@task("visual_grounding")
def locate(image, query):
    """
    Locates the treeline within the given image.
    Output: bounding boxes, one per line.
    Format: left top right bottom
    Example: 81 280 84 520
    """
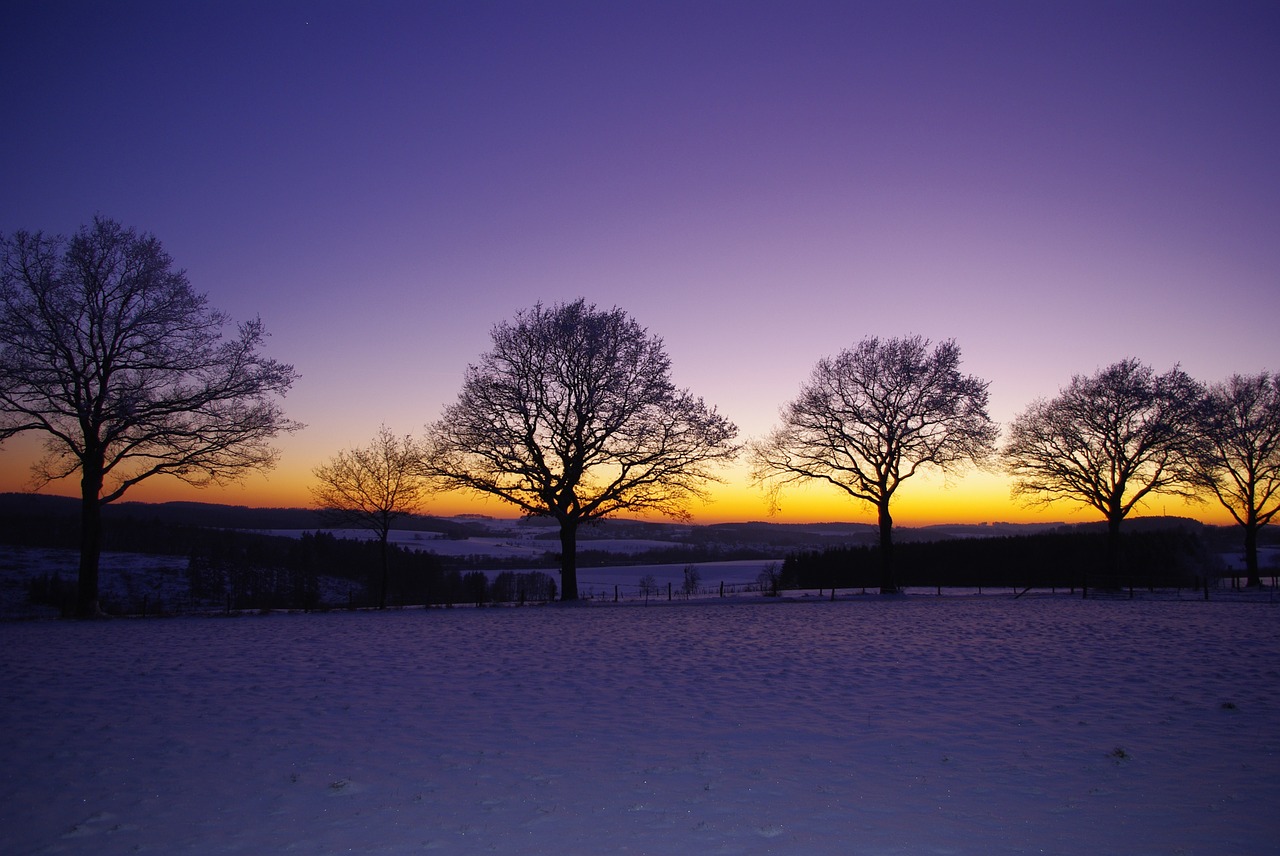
0 494 559 613
781 526 1223 592
574 543 779 568
186 531 557 611
186 530 442 610
0 492 487 547
25 530 558 615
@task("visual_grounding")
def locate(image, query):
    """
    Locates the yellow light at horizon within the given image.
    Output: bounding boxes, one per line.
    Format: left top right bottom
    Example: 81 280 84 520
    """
0 436 1235 527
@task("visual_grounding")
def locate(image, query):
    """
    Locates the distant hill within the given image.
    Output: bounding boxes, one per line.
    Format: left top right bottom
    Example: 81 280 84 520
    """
0 493 489 543
0 492 318 527
0 492 1236 555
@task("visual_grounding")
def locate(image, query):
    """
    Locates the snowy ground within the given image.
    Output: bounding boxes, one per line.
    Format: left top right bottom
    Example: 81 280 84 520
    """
2 597 1277 855
0 541 783 618
0 547 357 619
260 526 701 562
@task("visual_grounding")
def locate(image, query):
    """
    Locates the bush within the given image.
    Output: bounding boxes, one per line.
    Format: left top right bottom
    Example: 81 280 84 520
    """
783 527 1216 591
490 571 558 604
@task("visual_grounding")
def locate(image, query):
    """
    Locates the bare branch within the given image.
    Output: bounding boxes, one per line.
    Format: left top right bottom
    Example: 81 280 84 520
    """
1190 371 1280 584
422 300 739 600
747 335 996 592
0 217 301 615
1002 359 1203 526
312 425 430 532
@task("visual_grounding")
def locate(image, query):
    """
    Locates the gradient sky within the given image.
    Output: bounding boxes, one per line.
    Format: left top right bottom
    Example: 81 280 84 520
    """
2 0 1277 526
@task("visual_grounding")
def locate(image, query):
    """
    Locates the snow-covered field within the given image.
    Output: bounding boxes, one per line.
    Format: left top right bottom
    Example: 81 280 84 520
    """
264 528 562 561
260 526 707 561
2 597 1277 855
0 543 779 618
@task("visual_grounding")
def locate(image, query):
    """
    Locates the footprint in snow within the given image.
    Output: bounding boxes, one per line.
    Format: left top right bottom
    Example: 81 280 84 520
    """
327 778 369 796
63 811 121 838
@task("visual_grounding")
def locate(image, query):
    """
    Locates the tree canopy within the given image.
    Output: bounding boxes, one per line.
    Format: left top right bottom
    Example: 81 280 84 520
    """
311 425 430 608
423 299 738 600
0 217 299 616
1002 358 1202 585
1192 372 1280 586
750 335 996 593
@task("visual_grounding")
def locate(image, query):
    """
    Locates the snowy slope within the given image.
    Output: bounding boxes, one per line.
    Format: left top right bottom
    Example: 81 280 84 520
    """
2 597 1277 854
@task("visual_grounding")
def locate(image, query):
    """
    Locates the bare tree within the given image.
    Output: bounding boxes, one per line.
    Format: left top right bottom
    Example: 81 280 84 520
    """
423 300 739 600
311 425 430 608
1192 373 1280 587
750 336 997 593
1002 359 1203 588
682 564 701 597
0 218 300 617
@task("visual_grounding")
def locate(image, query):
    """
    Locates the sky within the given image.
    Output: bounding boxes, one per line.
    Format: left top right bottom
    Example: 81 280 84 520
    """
2 0 1278 526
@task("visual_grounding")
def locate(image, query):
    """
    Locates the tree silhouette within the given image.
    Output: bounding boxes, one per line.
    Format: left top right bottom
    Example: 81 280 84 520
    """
0 218 300 617
1192 372 1280 587
1002 359 1202 588
750 336 996 593
423 300 738 600
311 425 431 608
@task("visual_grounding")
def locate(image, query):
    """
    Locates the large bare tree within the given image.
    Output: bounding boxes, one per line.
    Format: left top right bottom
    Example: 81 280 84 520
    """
1002 359 1203 588
0 218 300 617
423 300 739 600
750 336 997 593
311 425 430 608
1192 373 1280 587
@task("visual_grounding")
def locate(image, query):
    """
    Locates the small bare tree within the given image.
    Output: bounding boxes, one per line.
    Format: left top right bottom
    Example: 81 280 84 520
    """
682 564 701 597
750 336 996 593
0 218 300 617
1192 372 1280 587
637 573 659 600
423 300 739 600
757 562 782 597
311 425 430 608
1002 359 1203 587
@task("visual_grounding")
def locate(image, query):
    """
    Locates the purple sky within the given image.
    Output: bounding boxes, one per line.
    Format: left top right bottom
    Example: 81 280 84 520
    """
2 1 1278 523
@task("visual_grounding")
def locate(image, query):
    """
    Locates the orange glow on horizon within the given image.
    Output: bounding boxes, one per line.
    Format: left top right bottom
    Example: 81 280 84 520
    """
0 439 1236 527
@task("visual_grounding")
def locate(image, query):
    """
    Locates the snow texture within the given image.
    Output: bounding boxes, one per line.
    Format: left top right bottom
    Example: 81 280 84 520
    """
2 598 1277 854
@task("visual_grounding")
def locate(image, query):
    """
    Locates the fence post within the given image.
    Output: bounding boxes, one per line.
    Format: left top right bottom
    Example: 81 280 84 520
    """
719 581 724 598
668 581 672 601
614 584 618 603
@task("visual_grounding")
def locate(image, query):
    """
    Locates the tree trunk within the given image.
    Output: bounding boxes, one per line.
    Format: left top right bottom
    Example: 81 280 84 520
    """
1103 514 1123 591
77 461 104 618
878 504 898 594
378 530 390 609
558 519 579 601
1244 521 1261 588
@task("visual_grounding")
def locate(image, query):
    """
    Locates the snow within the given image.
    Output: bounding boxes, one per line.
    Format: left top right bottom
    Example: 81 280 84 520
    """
575 560 774 596
2 597 1278 854
0 547 189 620
255 528 696 561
